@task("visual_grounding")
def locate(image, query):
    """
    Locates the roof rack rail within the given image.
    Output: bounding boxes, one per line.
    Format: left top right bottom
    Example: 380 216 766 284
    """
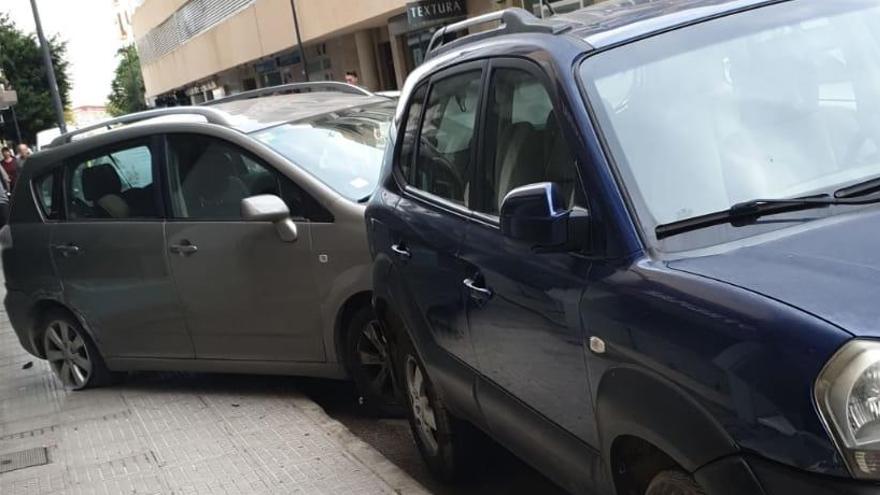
48 107 234 148
426 8 573 60
202 81 374 106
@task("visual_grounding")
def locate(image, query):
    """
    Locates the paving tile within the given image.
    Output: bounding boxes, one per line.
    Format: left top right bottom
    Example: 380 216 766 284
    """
0 284 426 494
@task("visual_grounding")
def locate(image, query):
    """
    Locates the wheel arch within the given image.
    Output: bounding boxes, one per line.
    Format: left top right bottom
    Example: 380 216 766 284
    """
29 298 97 359
333 290 374 373
597 366 738 494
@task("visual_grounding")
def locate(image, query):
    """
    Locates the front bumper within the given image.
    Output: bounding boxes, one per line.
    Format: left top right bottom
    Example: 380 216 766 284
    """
4 289 40 357
696 454 880 495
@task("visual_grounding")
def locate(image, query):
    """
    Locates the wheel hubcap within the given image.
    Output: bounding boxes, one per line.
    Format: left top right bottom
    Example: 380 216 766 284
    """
405 355 438 454
357 320 396 401
44 321 91 389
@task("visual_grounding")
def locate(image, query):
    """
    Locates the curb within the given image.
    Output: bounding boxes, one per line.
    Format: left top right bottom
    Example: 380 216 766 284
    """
292 396 431 495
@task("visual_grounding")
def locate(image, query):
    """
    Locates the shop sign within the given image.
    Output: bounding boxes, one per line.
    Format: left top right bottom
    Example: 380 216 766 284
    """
406 0 466 26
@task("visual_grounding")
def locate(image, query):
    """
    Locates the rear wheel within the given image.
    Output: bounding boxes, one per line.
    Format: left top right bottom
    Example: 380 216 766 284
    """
396 328 476 482
344 306 403 416
41 311 116 390
645 470 706 495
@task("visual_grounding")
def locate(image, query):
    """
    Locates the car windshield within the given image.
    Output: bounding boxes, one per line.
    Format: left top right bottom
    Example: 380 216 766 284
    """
581 0 880 232
251 100 395 201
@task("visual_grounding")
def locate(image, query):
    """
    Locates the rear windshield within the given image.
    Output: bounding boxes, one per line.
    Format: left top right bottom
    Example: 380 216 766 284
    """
251 100 396 201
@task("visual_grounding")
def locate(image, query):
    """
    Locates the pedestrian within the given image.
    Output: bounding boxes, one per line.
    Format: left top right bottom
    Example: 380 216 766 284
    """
15 143 31 163
0 147 16 191
345 71 360 86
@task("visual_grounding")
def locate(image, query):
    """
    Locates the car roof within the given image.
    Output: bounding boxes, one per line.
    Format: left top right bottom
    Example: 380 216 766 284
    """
561 0 782 48
206 91 392 133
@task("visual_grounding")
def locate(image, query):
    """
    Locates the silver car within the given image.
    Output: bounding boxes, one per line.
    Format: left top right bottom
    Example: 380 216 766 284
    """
1 83 399 414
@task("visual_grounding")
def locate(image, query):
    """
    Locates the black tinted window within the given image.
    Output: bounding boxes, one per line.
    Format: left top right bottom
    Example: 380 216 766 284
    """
412 71 482 206
166 134 329 221
480 68 581 214
397 85 427 182
34 171 60 220
65 142 159 220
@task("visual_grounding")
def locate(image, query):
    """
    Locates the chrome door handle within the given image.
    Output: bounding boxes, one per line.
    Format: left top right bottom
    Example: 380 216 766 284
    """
169 242 198 255
391 243 411 259
463 277 493 300
53 243 81 257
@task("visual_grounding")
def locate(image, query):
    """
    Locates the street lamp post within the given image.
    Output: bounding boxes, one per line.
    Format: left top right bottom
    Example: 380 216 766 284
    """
9 106 22 144
289 0 310 82
30 0 67 134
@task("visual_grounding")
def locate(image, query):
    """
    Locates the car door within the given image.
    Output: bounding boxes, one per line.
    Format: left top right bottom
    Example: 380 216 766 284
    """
387 63 485 372
460 60 599 447
162 133 324 362
51 136 193 358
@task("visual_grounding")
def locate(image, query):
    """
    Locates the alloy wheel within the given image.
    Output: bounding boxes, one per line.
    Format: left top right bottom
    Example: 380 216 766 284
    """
44 320 92 389
356 320 396 403
405 354 439 455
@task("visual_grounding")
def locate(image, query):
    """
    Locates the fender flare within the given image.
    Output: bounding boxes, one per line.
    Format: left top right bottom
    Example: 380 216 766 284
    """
597 365 738 474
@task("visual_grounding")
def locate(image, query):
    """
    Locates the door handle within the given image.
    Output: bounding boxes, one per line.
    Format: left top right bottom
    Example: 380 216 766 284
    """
169 241 198 255
53 243 81 257
390 243 411 260
463 277 493 302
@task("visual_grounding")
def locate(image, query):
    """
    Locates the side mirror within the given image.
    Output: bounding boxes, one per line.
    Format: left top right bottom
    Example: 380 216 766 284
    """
500 182 589 251
241 195 298 242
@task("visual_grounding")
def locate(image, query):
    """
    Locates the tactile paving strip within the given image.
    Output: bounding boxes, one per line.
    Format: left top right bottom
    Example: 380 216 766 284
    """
0 447 49 474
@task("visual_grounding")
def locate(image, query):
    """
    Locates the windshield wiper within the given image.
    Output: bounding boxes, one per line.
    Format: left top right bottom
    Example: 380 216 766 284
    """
835 176 880 199
655 195 880 240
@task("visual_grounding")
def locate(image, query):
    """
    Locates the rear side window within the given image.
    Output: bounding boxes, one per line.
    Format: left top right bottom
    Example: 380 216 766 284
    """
65 142 160 220
33 171 60 220
411 70 482 206
397 84 428 182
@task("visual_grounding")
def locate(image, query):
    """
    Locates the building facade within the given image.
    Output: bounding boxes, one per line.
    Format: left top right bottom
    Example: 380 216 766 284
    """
132 0 598 105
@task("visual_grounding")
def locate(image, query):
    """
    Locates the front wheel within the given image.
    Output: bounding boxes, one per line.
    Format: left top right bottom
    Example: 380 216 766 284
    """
645 470 706 495
41 311 116 390
344 307 403 416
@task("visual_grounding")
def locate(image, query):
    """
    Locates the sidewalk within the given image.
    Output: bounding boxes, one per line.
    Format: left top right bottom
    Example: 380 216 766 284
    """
0 294 428 494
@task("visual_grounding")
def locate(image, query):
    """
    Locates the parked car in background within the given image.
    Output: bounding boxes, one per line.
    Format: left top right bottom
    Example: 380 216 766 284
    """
368 1 880 494
2 83 401 415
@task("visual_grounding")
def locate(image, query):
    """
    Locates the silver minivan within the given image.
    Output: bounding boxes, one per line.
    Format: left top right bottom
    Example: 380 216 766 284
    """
2 84 399 414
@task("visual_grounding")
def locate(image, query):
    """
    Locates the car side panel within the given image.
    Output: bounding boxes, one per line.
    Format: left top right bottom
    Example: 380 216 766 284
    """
586 259 852 478
309 201 374 366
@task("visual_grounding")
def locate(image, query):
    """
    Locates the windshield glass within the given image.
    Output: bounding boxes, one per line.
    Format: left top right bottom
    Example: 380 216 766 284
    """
581 0 880 230
251 100 395 201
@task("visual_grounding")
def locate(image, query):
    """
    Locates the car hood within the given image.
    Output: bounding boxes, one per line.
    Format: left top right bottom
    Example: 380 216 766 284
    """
667 207 880 337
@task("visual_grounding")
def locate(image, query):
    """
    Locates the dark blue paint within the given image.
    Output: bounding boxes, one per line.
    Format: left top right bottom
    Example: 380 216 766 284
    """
367 1 876 493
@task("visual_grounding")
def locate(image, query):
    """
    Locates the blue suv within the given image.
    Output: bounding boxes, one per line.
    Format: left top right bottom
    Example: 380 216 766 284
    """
366 1 880 493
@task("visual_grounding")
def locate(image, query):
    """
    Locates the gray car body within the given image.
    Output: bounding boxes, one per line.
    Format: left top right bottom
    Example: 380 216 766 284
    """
3 91 390 379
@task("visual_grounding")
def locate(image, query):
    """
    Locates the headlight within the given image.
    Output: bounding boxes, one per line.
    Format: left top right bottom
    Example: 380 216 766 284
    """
815 340 880 479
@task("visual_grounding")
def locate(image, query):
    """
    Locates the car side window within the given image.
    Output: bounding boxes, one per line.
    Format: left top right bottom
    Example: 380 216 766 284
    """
34 170 61 220
479 67 583 215
65 141 159 220
411 70 482 206
397 84 428 183
165 134 329 221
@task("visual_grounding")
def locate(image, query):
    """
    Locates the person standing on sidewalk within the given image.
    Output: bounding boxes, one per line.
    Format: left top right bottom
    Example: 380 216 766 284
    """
15 144 31 164
0 147 16 191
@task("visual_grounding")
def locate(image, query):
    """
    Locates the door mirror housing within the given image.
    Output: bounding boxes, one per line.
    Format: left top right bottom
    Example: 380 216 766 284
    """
500 182 589 251
241 195 298 242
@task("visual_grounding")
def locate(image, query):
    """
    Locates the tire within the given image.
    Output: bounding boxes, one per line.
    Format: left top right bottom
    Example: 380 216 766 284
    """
344 306 403 417
395 328 477 482
645 470 706 495
39 310 117 390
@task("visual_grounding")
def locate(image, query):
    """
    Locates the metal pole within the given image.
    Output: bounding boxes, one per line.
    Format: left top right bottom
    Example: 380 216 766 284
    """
290 0 310 81
9 106 22 144
30 0 67 133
